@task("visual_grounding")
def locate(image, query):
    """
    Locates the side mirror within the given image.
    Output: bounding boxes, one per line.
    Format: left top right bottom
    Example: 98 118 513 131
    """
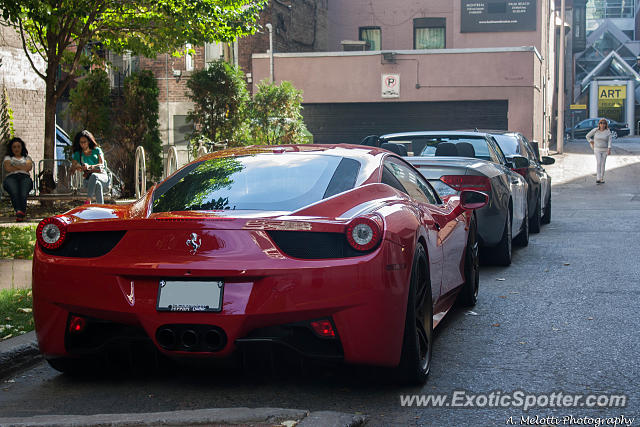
540 156 555 165
510 155 530 169
460 190 488 210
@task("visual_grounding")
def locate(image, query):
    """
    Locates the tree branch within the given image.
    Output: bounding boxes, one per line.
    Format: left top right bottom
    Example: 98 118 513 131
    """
25 24 49 64
18 20 46 81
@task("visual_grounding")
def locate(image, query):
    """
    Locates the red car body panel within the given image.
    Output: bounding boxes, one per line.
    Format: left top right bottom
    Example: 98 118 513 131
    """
32 144 474 368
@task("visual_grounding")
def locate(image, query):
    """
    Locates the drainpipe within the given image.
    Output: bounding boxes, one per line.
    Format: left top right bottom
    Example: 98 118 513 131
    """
556 0 566 154
266 23 274 83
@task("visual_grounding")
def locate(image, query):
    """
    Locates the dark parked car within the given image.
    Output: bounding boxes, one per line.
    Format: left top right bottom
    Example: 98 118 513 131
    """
363 132 529 266
565 118 630 139
490 131 555 231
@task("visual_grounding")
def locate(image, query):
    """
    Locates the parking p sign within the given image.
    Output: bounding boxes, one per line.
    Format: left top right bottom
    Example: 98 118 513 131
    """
382 74 400 98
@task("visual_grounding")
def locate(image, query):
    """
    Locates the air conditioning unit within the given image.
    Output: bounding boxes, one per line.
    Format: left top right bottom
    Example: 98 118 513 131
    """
340 40 367 51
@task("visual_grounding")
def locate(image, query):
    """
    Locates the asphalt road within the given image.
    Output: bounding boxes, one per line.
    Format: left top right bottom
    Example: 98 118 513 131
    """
1 140 638 426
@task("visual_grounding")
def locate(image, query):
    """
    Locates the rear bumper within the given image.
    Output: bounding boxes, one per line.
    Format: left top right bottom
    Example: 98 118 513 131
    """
32 240 411 367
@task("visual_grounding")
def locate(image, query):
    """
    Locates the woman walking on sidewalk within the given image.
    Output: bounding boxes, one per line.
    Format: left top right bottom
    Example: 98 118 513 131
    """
2 137 33 222
586 119 612 184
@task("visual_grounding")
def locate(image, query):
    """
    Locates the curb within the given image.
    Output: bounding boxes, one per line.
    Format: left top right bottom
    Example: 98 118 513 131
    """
0 331 41 380
0 408 367 427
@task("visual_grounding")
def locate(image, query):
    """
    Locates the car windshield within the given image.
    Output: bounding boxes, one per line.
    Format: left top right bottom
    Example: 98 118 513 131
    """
492 134 519 156
152 153 361 212
409 135 491 161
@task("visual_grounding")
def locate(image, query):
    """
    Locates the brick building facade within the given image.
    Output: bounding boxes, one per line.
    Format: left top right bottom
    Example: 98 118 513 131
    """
0 26 46 168
238 0 328 83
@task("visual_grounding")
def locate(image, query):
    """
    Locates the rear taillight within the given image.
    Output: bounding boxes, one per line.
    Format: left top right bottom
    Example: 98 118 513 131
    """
345 216 383 251
513 167 528 178
36 217 68 250
440 175 491 193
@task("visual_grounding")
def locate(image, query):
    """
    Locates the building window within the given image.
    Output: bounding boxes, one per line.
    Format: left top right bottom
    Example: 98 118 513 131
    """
359 27 381 51
173 115 193 146
586 0 635 20
414 18 446 49
185 43 193 71
205 42 223 66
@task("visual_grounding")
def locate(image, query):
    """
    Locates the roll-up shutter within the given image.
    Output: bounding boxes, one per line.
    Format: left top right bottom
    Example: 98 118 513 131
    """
303 100 508 144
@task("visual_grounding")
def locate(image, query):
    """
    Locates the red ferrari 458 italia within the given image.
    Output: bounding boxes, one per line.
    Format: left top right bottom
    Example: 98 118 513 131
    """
33 144 487 384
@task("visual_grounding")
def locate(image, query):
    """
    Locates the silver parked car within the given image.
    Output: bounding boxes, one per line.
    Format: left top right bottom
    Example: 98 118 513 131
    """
365 131 528 266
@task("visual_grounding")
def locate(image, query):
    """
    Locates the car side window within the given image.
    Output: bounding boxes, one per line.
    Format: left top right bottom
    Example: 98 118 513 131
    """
381 164 408 194
486 137 505 165
384 158 439 204
521 140 538 164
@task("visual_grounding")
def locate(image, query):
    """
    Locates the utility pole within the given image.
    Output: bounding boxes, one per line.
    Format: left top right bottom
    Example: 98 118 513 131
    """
556 0 566 154
266 23 274 83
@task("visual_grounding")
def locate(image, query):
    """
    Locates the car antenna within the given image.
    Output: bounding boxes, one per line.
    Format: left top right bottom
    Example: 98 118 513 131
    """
474 128 479 132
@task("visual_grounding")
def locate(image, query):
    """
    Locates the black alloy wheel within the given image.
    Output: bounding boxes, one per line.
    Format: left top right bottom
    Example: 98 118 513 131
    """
530 194 541 233
542 195 551 224
458 216 480 306
514 205 529 247
491 208 512 266
396 244 432 385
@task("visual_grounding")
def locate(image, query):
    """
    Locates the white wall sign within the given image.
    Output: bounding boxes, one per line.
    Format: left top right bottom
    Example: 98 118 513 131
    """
382 74 400 98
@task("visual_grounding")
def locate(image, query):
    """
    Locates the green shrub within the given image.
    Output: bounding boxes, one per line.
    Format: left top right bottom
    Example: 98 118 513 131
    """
246 80 309 145
186 60 249 146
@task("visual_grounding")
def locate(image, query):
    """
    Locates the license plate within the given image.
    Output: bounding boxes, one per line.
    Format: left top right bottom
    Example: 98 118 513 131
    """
156 280 224 312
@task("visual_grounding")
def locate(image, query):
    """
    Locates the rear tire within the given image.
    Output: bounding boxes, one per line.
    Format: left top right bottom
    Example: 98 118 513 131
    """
542 195 551 224
514 206 529 247
458 217 479 307
395 244 432 385
490 209 512 266
530 194 541 233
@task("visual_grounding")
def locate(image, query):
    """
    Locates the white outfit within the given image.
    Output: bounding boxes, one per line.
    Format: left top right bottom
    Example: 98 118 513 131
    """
585 128 612 182
3 155 32 177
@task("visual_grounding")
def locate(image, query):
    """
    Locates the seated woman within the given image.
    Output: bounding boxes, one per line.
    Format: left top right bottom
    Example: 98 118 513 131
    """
2 137 33 222
71 130 109 204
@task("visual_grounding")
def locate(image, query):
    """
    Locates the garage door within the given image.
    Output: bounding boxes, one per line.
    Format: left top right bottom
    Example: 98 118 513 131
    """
302 100 508 145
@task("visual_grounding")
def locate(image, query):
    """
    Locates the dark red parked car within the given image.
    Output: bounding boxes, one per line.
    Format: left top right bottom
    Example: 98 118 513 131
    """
33 144 486 384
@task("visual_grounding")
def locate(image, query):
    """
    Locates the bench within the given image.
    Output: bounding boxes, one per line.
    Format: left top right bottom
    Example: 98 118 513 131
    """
1 159 117 202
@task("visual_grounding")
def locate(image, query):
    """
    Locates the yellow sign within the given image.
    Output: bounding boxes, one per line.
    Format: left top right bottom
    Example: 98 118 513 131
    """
598 86 626 100
570 104 587 109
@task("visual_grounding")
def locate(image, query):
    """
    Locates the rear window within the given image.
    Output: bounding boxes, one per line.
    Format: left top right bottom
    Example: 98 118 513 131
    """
152 154 360 213
492 134 520 156
416 136 491 160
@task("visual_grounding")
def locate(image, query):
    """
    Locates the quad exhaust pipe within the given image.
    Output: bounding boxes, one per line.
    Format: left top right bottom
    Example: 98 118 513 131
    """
156 325 226 352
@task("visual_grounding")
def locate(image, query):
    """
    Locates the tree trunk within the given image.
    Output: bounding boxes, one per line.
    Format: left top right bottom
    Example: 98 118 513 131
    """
43 71 57 161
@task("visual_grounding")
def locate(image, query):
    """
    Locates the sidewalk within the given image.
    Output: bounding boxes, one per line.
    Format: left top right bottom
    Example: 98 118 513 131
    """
0 259 31 290
546 135 640 185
